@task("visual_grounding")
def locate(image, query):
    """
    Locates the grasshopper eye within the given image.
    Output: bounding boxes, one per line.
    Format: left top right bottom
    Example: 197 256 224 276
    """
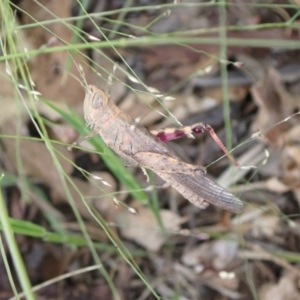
92 93 103 109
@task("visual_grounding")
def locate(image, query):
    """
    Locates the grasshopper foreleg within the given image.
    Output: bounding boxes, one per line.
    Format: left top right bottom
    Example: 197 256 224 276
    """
151 122 240 168
68 130 97 151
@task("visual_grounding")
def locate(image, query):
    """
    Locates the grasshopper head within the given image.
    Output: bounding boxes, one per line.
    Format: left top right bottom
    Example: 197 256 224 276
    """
84 85 108 129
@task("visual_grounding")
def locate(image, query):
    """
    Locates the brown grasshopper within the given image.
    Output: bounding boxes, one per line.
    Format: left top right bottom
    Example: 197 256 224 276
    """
79 84 244 213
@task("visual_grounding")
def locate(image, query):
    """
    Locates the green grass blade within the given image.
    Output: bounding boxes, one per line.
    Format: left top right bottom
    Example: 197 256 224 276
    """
0 176 35 300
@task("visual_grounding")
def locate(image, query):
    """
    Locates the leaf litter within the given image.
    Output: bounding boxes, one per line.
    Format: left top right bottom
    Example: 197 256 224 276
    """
1 1 300 299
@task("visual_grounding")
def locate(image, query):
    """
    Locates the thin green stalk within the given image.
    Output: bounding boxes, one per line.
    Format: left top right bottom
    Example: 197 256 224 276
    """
1 36 300 63
219 0 231 150
0 179 35 300
0 235 19 299
219 2 257 299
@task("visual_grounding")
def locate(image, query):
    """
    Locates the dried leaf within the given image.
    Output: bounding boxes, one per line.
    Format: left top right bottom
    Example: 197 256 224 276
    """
212 236 239 270
182 235 239 270
0 64 28 126
182 243 212 267
18 0 90 115
202 270 241 299
251 215 280 239
116 204 183 251
259 271 300 300
251 68 300 147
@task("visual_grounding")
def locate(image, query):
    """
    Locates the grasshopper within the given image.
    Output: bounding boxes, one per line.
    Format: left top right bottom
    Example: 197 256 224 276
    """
79 84 243 213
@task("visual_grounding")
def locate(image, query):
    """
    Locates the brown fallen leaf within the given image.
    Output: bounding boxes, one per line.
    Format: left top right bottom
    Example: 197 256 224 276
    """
2 119 73 180
17 0 90 115
283 124 300 146
251 68 300 148
281 146 300 207
201 270 242 299
259 271 300 300
116 202 184 251
1 118 120 222
0 63 28 126
182 235 240 270
251 215 280 239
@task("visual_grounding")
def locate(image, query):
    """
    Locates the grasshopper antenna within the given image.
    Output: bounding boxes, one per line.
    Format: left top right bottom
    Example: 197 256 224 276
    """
56 37 96 150
106 62 118 97
66 50 89 90
57 37 89 90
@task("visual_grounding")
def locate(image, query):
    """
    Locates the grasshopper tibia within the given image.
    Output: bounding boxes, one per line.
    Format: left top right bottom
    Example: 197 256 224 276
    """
192 123 240 168
152 122 240 168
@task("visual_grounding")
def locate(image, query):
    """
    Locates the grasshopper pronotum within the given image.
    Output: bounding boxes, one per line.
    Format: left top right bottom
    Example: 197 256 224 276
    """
80 85 243 213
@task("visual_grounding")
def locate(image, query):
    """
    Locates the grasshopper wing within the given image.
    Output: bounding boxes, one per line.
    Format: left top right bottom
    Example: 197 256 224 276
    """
132 151 243 213
157 171 243 213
